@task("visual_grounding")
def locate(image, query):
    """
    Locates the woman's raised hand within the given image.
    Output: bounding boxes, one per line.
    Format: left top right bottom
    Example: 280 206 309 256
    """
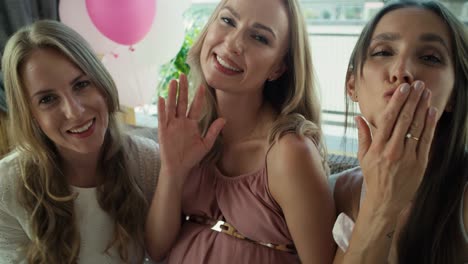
157 74 225 188
356 81 438 213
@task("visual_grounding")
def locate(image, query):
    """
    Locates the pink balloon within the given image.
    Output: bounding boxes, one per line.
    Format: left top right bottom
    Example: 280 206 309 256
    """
86 0 156 45
59 0 120 56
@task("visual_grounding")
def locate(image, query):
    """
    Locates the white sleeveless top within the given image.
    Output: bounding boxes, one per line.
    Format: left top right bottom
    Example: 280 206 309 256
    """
330 168 468 252
0 135 161 263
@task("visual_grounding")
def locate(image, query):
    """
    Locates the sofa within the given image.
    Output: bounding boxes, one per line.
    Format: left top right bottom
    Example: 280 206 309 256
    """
124 124 359 175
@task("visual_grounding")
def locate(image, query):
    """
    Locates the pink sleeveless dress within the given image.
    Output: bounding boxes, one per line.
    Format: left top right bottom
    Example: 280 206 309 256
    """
166 164 300 263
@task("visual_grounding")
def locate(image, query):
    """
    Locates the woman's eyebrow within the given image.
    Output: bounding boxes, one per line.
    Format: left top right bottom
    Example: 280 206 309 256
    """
419 33 450 53
371 32 450 53
221 6 276 39
371 32 401 42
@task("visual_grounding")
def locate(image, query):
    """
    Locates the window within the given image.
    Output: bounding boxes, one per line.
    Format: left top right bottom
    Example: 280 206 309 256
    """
145 0 467 155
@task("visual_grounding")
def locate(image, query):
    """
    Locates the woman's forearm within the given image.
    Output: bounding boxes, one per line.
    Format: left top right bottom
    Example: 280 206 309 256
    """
145 168 185 261
342 199 400 263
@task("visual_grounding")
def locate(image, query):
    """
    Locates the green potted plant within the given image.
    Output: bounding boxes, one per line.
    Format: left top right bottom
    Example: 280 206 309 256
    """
156 6 214 98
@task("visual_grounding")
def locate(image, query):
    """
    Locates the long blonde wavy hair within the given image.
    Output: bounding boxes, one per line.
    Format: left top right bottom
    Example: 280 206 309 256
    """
2 20 148 263
187 0 328 173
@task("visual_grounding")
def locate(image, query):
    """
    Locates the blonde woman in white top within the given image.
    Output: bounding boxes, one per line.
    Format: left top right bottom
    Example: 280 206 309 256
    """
0 20 160 263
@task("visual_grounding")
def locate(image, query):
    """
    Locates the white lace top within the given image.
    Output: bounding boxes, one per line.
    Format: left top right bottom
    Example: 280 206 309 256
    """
0 135 160 263
331 167 468 253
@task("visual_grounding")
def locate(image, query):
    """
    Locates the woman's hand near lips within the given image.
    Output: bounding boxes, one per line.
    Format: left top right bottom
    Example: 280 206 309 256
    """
356 80 438 214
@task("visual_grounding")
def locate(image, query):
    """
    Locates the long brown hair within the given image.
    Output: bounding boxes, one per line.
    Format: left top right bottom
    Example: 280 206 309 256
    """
2 20 148 263
187 0 328 172
345 1 468 263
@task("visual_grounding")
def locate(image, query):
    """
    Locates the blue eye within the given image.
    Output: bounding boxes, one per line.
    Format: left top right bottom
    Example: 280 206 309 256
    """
371 50 392 57
221 17 235 27
74 80 90 90
39 95 57 105
421 54 442 64
253 34 269 45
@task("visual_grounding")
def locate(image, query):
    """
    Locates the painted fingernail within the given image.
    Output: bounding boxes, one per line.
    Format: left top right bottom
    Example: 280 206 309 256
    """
414 81 424 91
429 106 437 117
423 89 430 99
400 83 410 93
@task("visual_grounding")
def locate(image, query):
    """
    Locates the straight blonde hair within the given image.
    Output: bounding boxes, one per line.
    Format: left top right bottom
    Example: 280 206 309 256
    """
2 20 148 263
187 0 329 173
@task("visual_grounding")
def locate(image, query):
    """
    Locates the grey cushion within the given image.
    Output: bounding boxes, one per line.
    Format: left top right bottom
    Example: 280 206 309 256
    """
124 125 359 175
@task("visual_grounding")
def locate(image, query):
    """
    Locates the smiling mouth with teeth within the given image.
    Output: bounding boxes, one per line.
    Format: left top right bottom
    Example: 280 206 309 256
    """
68 119 94 134
216 55 243 72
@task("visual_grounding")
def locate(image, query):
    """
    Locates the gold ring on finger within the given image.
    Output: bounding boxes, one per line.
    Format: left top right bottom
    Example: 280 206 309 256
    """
405 133 419 141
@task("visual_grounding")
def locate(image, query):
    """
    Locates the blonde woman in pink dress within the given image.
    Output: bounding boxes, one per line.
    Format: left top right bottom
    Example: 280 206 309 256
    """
145 0 336 263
